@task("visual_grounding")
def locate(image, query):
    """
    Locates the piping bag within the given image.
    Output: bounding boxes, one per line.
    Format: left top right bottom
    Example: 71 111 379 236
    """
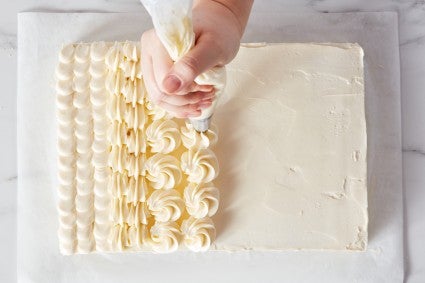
141 0 226 132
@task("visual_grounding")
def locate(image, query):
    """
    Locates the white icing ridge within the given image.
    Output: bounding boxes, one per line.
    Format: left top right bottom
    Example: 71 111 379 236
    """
56 43 77 255
90 42 111 252
73 44 96 254
57 41 219 254
105 41 147 252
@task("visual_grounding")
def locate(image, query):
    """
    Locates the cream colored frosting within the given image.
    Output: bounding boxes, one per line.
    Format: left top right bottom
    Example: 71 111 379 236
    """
184 182 219 219
211 43 367 251
181 149 219 184
56 44 77 255
145 154 182 190
146 120 181 154
74 44 96 254
181 121 218 149
147 189 185 222
149 221 181 253
57 41 219 254
56 41 366 254
181 216 216 252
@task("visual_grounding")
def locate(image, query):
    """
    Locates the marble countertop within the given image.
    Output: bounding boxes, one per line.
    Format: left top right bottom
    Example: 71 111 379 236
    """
1 0 424 282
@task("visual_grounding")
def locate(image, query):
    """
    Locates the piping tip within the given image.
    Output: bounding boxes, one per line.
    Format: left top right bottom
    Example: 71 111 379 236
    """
189 116 212 132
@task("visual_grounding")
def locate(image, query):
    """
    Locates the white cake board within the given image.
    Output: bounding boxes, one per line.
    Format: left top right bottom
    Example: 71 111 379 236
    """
17 12 403 283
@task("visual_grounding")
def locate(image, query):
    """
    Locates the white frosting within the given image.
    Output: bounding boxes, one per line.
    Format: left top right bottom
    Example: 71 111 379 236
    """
109 223 129 251
145 154 182 190
59 41 215 254
181 216 215 252
184 182 219 219
100 41 218 253
128 223 149 249
74 44 98 254
212 43 367 251
147 189 184 222
181 122 218 149
146 120 181 154
54 40 367 254
149 221 181 253
127 175 149 204
56 44 77 255
181 149 219 184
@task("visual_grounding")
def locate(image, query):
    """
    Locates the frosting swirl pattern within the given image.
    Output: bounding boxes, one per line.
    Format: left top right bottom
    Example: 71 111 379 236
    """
145 154 182 190
181 148 219 184
147 189 185 222
181 122 218 149
150 221 181 253
181 216 216 252
184 182 219 218
147 120 181 154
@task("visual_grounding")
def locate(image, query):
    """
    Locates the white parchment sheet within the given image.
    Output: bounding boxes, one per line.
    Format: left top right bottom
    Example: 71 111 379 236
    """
17 12 402 283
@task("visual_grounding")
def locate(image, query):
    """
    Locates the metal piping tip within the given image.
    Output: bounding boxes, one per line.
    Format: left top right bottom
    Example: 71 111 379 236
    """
189 116 212 132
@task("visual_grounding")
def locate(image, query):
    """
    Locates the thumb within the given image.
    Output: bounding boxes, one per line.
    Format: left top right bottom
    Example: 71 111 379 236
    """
162 39 222 93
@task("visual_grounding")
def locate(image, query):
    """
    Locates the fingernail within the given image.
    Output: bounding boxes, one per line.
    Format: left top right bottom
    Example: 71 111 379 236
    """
163 75 182 93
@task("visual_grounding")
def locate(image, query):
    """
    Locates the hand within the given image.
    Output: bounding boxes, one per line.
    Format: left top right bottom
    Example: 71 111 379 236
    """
141 0 253 118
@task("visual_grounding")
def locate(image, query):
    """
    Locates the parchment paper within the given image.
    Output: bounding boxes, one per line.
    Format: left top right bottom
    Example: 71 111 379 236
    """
17 12 403 283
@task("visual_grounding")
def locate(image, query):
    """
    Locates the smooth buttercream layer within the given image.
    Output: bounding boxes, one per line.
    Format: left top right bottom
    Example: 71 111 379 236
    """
212 43 367 251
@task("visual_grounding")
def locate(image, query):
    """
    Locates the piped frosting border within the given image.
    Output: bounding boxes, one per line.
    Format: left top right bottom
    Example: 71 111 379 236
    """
55 41 220 254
